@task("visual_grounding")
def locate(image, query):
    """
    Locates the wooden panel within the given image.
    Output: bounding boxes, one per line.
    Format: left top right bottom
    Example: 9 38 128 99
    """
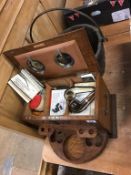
0 0 24 53
0 85 24 121
3 0 39 51
0 115 39 137
0 0 40 135
23 39 30 46
40 0 66 32
104 32 130 47
40 162 48 175
65 0 82 8
103 32 131 125
0 126 43 175
95 76 111 132
101 20 130 37
26 3 58 43
0 0 39 100
12 168 37 175
0 68 25 122
0 56 13 100
0 0 7 12
42 31 131 175
40 163 58 175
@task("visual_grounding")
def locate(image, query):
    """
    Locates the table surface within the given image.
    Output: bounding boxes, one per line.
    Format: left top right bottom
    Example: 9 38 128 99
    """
43 21 131 175
0 126 44 175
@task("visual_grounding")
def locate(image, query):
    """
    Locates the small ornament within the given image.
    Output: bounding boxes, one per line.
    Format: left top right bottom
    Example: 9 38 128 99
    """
118 0 124 7
74 13 80 18
68 15 75 21
110 0 116 7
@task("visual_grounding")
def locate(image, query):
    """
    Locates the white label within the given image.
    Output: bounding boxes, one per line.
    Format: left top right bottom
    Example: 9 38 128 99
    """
50 89 67 116
112 8 130 22
11 75 39 99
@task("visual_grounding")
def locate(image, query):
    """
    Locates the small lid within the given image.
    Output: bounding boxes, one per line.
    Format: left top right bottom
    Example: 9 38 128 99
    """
3 28 98 79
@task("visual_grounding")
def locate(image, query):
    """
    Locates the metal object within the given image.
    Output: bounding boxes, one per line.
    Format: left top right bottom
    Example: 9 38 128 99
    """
68 90 95 113
79 73 96 82
65 87 95 100
27 57 45 76
83 0 106 6
55 50 74 68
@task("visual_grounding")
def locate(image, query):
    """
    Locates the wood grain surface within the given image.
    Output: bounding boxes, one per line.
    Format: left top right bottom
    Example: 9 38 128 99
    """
0 0 40 133
40 0 66 33
0 0 7 13
65 0 83 8
0 0 24 53
26 3 57 43
0 0 39 100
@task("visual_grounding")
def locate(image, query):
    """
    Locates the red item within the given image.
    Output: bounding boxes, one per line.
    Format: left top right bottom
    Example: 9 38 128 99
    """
68 15 75 21
29 94 42 109
118 0 124 7
110 1 116 7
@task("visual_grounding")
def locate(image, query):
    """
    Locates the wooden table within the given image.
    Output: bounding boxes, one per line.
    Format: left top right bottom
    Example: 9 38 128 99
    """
43 25 131 175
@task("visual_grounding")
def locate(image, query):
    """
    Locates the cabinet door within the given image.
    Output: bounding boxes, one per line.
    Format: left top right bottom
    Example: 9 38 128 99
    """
4 28 99 79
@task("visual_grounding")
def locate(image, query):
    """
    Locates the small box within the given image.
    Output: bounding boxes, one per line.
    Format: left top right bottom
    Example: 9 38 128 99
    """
4 28 114 134
4 28 116 163
64 0 131 26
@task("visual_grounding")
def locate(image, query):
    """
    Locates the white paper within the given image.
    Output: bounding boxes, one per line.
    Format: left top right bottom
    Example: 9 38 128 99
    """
11 74 39 99
112 8 130 22
8 69 43 103
21 69 43 91
50 89 67 116
8 80 30 103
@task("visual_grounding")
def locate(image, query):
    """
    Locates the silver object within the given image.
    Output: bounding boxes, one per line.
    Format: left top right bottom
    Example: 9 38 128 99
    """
83 0 106 6
55 49 74 68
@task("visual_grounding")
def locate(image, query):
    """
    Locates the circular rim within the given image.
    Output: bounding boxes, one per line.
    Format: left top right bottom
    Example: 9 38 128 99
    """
29 7 104 43
55 53 75 68
27 58 45 73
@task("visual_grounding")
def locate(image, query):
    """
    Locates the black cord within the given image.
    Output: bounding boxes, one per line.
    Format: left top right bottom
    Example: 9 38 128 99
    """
29 7 105 43
63 24 103 58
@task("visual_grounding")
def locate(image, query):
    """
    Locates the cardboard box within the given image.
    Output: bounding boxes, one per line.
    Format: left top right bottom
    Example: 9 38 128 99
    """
64 0 131 26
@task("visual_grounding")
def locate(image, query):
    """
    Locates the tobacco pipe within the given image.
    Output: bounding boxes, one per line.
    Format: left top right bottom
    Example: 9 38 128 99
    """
69 90 95 113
